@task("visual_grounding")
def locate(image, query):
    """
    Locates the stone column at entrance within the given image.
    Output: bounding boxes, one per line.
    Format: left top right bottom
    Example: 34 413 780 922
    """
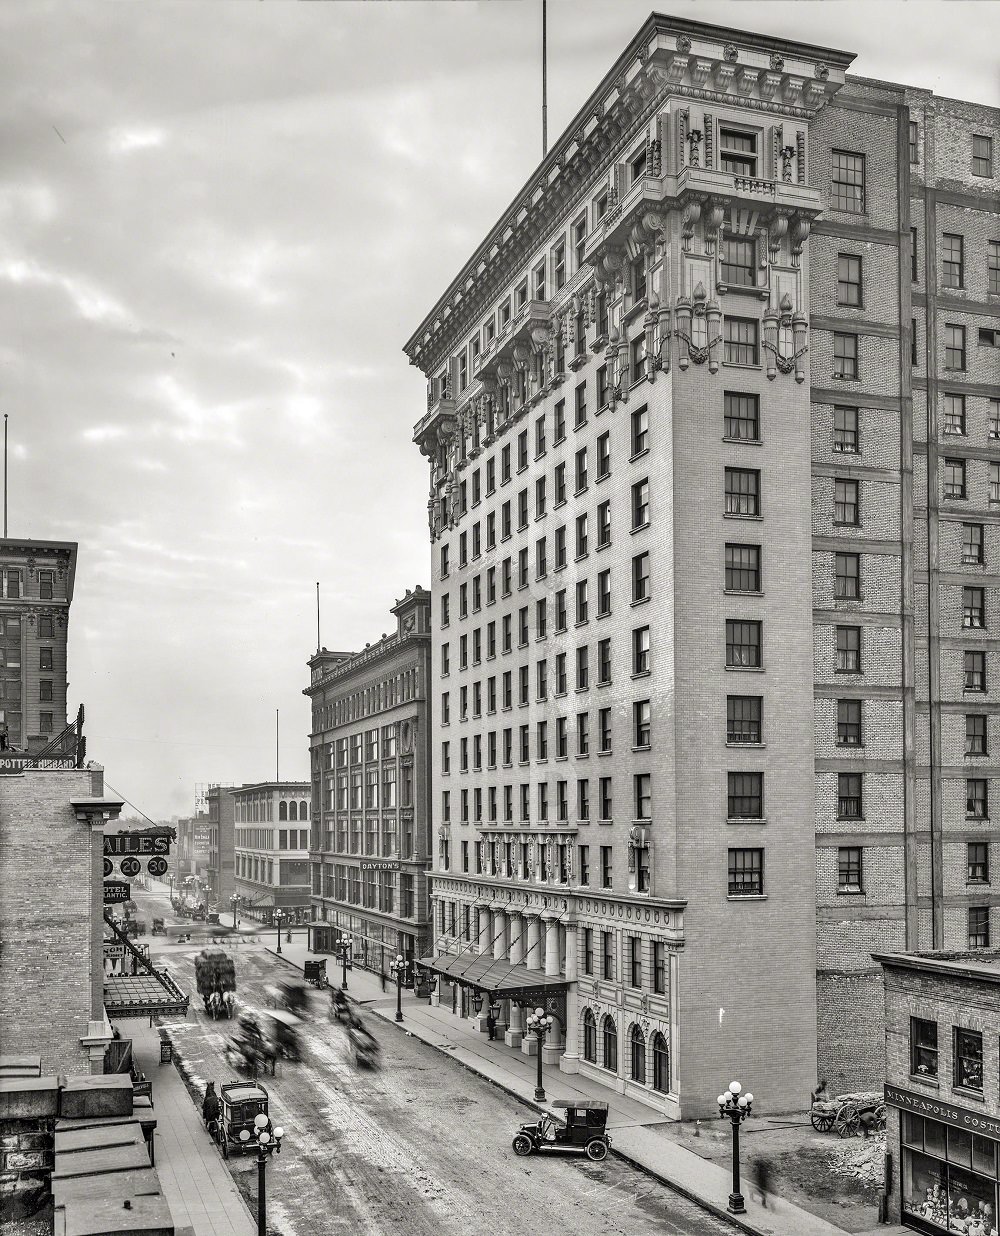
492 910 506 960
543 913 561 977
559 921 580 1074
524 915 541 972
505 1000 524 1049
477 906 490 954
507 913 523 966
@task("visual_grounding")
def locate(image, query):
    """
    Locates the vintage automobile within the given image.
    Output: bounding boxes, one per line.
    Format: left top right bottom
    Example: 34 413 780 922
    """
303 959 327 989
212 1081 271 1159
512 1100 611 1161
151 918 166 936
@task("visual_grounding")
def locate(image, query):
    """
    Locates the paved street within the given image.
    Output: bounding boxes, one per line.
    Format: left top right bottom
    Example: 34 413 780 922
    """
133 886 732 1236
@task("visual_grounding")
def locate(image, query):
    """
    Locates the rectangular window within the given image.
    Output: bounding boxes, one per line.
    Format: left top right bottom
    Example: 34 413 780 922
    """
962 523 984 564
972 134 994 178
601 930 613 979
723 392 759 441
634 773 651 821
575 579 588 624
632 626 650 675
632 551 650 603
727 695 761 745
911 226 918 281
725 619 762 669
837 699 863 746
910 1017 938 1078
629 937 642 988
552 239 566 290
942 233 964 289
38 571 54 600
725 543 760 593
554 400 566 442
596 431 610 480
578 779 590 821
991 461 1000 502
724 316 758 366
653 943 666 995
954 1027 984 1090
574 383 587 428
599 777 612 821
838 772 863 819
727 772 762 820
989 241 1000 296
573 213 588 269
943 457 966 499
720 127 757 176
964 587 986 628
721 237 755 287
964 650 986 692
597 364 609 409
575 513 588 558
945 324 966 370
630 405 648 457
966 713 988 755
579 846 590 888
597 637 611 685
968 841 989 882
969 908 991 949
532 261 545 302
838 846 863 893
831 149 865 213
967 780 988 820
943 392 966 435
631 478 650 529
597 568 611 617
597 499 611 548
630 335 647 384
728 848 763 896
835 552 860 599
837 253 863 306
575 447 588 493
39 648 53 671
834 478 859 525
725 468 759 517
554 463 567 506
908 120 918 164
600 846 613 889
833 332 858 379
633 700 651 748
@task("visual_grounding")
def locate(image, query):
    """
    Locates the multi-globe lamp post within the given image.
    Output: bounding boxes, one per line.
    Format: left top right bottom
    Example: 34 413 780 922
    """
273 908 286 956
389 954 409 1022
230 893 242 930
525 1007 554 1102
238 1113 283 1236
717 1080 754 1215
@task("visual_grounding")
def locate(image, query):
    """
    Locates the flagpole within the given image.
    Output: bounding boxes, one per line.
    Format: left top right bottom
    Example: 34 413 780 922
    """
316 582 321 652
542 0 548 157
3 414 7 537
275 709 279 783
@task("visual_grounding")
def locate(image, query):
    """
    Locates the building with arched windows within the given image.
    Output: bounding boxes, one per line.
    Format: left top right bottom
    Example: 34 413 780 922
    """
231 781 312 925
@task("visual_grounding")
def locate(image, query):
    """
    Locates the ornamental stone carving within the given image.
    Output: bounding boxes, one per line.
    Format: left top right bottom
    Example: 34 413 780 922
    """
770 53 785 72
815 62 830 80
690 59 713 87
675 33 691 52
723 43 739 63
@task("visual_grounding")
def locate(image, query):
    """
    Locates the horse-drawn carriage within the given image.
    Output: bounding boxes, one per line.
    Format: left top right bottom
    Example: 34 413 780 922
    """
810 1084 886 1137
266 978 309 1018
195 949 237 1019
303 960 327 989
225 1015 277 1078
260 1011 304 1062
346 1016 380 1070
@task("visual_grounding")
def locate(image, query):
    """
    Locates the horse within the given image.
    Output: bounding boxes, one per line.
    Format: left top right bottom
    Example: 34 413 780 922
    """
205 990 223 1020
220 990 237 1019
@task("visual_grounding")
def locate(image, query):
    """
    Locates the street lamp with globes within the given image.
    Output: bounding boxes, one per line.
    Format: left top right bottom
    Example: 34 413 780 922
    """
238 1113 284 1236
525 1006 554 1101
389 954 410 1022
273 909 286 956
230 893 242 930
717 1080 754 1214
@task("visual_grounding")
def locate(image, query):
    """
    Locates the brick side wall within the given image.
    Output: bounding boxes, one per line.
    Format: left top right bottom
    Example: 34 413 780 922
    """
816 971 886 1094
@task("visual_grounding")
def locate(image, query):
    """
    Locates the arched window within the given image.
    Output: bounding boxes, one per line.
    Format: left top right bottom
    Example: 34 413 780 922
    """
652 1032 670 1094
289 800 298 821
299 801 308 819
630 1024 646 1085
582 1009 597 1063
278 800 288 821
602 1016 618 1072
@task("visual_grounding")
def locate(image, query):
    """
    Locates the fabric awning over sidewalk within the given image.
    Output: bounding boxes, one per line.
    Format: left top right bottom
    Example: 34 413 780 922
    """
104 970 189 1019
418 951 567 1001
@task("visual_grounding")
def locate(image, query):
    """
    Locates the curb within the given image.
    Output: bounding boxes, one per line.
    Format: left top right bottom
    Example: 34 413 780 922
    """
260 948 776 1236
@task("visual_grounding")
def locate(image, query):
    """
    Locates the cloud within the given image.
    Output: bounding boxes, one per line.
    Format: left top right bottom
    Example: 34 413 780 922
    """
81 425 129 443
108 126 167 155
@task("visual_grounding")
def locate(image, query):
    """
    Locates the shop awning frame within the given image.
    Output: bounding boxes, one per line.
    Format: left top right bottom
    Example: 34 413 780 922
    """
418 951 568 1001
102 911 190 1019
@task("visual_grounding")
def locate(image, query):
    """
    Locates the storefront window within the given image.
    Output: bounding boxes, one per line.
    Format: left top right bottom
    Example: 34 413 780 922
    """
900 1115 998 1235
955 1028 985 1092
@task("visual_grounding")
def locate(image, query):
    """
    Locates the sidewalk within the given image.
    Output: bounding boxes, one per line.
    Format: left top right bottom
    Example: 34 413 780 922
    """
127 1020 255 1236
261 932 904 1236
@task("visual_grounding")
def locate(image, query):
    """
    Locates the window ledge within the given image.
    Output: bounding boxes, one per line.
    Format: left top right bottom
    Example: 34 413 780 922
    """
836 887 865 896
723 513 764 521
724 589 764 597
722 437 763 446
726 741 766 749
631 522 651 536
727 894 768 902
595 471 611 486
907 1073 940 1090
725 665 765 673
631 670 652 681
953 1085 986 1103
728 818 767 826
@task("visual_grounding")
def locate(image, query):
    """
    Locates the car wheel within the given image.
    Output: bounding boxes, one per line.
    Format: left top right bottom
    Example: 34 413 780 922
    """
221 1139 229 1160
585 1139 608 1162
512 1134 533 1157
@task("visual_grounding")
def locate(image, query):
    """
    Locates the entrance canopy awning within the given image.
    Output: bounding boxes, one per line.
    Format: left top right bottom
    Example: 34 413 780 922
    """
418 951 568 1001
104 970 189 1019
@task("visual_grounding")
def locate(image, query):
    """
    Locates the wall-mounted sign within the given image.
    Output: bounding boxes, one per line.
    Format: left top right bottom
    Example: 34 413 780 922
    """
359 860 400 872
103 944 126 960
103 858 113 877
148 856 168 877
120 857 141 878
103 880 130 904
104 834 171 857
884 1084 1000 1140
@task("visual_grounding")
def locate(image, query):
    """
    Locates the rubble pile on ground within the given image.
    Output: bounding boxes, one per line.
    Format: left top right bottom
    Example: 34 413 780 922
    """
829 1130 886 1184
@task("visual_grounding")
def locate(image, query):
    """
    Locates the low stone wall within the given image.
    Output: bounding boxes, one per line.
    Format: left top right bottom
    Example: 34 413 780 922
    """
0 1076 60 1220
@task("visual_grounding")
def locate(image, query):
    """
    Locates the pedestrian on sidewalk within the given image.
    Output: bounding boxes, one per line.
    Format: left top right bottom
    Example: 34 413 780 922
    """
486 1011 497 1041
380 970 386 992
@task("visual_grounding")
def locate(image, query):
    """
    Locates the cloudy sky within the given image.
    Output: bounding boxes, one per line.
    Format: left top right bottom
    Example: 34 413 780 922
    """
3 0 997 818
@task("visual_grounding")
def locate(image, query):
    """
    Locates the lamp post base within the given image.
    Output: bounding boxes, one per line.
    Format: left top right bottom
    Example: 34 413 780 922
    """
534 1087 546 1102
727 1193 746 1215
395 1011 403 1022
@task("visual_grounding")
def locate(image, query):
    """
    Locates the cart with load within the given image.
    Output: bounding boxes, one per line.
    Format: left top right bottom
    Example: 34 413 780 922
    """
512 1100 611 1161
810 1083 886 1137
211 1081 271 1159
195 949 237 1019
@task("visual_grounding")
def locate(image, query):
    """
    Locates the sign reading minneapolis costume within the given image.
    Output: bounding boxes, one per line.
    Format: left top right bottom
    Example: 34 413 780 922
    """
885 1083 1000 1140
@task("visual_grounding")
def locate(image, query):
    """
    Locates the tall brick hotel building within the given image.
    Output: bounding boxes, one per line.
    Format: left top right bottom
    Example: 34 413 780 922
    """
405 13 1000 1117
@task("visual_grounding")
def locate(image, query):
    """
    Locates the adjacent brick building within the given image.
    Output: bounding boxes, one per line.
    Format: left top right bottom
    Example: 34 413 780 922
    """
304 588 434 970
231 781 312 925
876 949 1000 1233
0 538 76 752
203 782 237 909
404 12 1000 1116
